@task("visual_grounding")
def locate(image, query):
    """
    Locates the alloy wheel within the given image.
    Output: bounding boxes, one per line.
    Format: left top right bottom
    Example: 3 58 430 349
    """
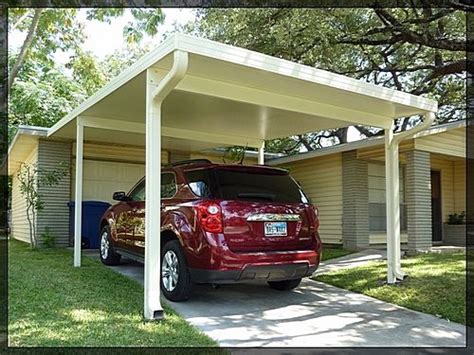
100 231 109 259
162 250 179 292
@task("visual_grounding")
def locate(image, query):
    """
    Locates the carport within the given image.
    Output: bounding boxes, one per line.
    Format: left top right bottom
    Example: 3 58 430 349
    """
47 34 437 320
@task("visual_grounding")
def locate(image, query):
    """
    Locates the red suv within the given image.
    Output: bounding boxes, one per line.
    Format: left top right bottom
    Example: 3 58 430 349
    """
99 159 322 301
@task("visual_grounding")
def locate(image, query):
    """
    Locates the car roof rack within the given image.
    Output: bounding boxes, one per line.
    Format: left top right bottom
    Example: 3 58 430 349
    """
169 159 213 167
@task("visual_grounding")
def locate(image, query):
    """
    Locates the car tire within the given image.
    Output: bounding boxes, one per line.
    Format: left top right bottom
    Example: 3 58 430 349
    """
161 240 193 302
99 225 121 266
267 278 302 291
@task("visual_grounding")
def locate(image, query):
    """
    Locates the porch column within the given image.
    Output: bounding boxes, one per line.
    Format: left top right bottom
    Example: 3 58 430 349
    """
342 150 369 250
144 69 164 320
73 118 84 267
406 150 432 253
258 141 265 165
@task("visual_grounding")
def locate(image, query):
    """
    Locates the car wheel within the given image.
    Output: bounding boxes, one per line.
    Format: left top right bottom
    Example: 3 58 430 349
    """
267 278 302 291
99 225 121 266
161 240 193 302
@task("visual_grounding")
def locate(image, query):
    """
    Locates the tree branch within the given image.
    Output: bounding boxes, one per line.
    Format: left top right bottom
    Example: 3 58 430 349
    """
8 8 43 93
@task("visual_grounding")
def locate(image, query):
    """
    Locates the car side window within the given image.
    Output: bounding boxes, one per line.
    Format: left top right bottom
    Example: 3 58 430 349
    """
161 173 177 199
128 174 177 201
185 169 212 197
129 180 146 201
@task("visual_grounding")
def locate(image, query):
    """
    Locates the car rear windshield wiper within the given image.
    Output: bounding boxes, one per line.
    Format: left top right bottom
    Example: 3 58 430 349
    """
237 192 276 201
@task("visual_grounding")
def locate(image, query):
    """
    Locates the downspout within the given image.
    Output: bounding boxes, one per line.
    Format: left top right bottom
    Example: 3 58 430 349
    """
385 112 435 283
143 49 188 320
152 50 189 101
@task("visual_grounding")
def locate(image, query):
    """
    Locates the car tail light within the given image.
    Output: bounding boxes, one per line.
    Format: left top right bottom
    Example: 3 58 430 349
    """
196 201 223 233
311 205 320 231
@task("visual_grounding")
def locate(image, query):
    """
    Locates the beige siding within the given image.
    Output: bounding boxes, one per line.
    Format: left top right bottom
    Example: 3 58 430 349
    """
277 154 343 244
36 140 72 247
431 155 455 222
454 160 466 213
415 128 465 158
11 144 38 243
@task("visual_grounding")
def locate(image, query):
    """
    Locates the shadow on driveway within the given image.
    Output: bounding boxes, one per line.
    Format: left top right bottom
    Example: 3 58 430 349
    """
83 250 465 347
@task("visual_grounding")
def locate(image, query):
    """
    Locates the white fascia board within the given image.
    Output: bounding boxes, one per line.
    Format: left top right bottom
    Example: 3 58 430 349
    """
8 125 47 156
412 119 466 138
47 33 438 140
269 119 465 165
47 37 177 137
268 137 385 165
175 34 438 115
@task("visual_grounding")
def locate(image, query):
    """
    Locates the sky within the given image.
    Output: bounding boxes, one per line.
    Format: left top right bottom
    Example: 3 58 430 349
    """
9 8 197 63
9 8 361 144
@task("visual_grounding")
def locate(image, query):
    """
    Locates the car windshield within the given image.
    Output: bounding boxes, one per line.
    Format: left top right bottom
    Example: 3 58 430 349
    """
185 168 309 204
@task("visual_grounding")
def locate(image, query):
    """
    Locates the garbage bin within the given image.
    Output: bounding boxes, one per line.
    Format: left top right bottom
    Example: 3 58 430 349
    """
68 201 111 249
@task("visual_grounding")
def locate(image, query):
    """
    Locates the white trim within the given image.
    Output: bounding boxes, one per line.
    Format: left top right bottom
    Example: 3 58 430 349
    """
73 119 84 267
258 141 265 165
176 34 437 113
47 37 176 137
46 33 437 140
268 119 466 165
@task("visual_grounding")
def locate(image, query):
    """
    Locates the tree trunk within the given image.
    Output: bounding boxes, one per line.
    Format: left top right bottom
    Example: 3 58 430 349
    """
25 204 34 249
8 9 43 93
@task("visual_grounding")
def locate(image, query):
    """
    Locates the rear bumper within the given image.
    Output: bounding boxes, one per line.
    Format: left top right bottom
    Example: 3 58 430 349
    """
189 262 318 284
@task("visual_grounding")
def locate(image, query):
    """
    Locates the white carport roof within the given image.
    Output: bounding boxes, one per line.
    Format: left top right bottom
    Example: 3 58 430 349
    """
47 33 436 149
33 33 438 320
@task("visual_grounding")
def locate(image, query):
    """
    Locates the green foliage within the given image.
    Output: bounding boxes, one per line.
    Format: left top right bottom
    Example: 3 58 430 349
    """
448 211 466 225
40 227 56 248
16 162 68 248
9 57 86 128
315 252 466 324
186 8 466 152
8 8 165 131
8 240 219 347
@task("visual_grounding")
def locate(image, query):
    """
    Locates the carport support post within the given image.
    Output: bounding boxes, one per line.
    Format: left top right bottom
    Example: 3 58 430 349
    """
73 118 84 267
144 71 164 320
258 141 265 165
144 51 188 320
384 122 402 284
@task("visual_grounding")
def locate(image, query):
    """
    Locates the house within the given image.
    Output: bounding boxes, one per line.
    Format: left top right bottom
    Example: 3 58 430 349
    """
8 125 269 246
268 120 466 252
8 120 465 253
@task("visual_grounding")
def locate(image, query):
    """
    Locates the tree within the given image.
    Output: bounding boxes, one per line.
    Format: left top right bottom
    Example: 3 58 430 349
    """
185 7 467 153
16 162 67 249
8 8 166 139
8 8 165 96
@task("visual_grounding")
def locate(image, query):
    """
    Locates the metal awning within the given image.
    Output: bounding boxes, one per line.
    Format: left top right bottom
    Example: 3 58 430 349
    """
46 33 437 319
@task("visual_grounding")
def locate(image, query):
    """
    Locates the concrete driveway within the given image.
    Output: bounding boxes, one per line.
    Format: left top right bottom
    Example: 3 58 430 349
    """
84 251 466 347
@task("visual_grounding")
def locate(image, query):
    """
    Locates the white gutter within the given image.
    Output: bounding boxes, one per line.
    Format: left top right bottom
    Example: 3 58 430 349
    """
144 49 189 320
385 112 435 283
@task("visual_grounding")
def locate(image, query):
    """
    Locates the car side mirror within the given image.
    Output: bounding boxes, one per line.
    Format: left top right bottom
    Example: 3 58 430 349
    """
113 191 131 202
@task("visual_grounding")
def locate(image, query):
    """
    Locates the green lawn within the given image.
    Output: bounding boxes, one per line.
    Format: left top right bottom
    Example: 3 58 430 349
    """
314 252 466 324
321 247 353 261
8 240 219 347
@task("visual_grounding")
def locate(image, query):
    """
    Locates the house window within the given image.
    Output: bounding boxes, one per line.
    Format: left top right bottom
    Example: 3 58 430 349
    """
368 162 407 232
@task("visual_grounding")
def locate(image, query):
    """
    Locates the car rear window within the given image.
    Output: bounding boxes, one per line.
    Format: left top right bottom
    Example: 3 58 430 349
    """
185 167 309 204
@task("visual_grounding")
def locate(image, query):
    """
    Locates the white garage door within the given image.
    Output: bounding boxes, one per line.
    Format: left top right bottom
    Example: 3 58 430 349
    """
71 159 146 204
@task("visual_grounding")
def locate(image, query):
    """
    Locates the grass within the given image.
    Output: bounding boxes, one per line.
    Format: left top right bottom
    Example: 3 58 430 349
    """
8 240 219 347
314 252 466 324
321 247 353 261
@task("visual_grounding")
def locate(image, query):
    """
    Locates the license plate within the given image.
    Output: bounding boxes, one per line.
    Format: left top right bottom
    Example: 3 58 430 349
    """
264 222 287 237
